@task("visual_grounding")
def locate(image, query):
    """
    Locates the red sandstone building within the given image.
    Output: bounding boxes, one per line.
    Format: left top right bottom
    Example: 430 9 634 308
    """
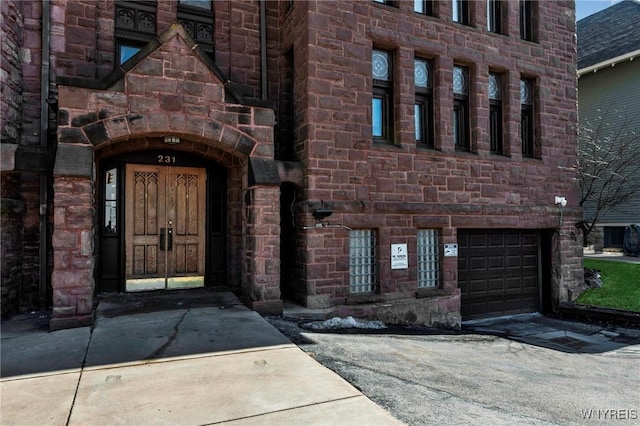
1 0 583 329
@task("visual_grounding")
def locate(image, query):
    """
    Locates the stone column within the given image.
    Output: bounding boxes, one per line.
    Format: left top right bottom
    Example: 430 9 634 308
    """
0 172 24 316
50 144 95 330
551 216 585 308
243 185 282 315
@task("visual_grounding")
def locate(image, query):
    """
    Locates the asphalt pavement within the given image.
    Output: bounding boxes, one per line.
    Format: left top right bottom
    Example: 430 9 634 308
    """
266 313 640 425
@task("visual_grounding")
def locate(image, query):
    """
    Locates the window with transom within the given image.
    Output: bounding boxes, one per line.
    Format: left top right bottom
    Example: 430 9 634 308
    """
520 78 535 157
115 1 157 65
415 58 434 148
453 65 470 151
489 72 504 155
178 0 215 57
372 49 394 144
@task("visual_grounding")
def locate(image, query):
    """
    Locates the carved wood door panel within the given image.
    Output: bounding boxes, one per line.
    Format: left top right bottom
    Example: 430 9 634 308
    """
125 164 206 291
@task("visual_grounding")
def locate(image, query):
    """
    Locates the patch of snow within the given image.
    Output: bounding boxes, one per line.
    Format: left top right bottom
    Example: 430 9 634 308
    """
302 316 387 330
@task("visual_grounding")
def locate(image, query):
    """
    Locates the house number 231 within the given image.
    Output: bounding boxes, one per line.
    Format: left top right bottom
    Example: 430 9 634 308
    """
157 155 176 163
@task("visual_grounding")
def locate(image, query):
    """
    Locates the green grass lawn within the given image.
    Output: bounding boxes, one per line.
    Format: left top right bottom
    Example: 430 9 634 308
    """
576 259 640 312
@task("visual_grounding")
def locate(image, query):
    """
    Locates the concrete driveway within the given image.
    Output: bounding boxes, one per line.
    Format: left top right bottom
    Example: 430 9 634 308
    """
266 315 640 425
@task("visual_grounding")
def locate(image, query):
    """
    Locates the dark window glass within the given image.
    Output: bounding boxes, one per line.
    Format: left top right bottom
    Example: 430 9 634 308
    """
414 0 433 15
453 0 469 25
373 0 397 6
520 0 535 41
520 79 535 157
372 49 394 143
179 0 212 10
489 72 503 154
487 0 503 34
104 168 118 234
453 66 469 150
115 1 157 65
415 59 434 147
118 44 142 64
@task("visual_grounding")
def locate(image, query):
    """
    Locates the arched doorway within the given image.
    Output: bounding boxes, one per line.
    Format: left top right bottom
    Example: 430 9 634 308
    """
96 148 227 293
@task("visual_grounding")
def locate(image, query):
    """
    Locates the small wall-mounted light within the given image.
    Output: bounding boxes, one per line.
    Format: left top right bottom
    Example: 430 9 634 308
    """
313 209 333 220
164 136 181 144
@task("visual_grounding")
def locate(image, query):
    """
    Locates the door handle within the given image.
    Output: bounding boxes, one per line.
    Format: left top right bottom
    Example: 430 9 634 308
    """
167 227 173 251
160 228 166 251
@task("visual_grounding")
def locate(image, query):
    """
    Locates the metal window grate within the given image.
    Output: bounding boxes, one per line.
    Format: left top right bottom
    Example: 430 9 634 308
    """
349 230 376 293
417 229 439 288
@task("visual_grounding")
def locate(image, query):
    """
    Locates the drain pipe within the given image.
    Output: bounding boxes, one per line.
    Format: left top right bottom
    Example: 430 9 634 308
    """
39 0 51 308
259 0 267 101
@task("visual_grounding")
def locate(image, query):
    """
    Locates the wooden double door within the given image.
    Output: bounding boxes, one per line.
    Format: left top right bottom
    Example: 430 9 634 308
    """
125 164 206 291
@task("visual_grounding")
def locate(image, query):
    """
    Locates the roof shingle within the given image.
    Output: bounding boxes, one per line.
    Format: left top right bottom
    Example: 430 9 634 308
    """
577 0 640 70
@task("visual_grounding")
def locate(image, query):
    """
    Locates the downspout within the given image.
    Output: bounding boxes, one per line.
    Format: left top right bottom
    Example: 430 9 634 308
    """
39 0 51 308
259 0 267 101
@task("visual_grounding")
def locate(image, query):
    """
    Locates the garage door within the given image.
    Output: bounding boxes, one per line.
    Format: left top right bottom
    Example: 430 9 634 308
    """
458 230 539 320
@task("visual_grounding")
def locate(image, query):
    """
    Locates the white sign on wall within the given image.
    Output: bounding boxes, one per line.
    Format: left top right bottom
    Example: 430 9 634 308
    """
391 243 408 269
444 244 458 257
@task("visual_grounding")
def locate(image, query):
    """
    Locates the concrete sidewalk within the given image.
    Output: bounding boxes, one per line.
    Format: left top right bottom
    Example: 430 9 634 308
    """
1 290 402 425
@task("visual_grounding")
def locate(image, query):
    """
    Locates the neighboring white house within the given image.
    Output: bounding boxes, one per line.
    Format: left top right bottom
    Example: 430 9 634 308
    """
577 0 640 252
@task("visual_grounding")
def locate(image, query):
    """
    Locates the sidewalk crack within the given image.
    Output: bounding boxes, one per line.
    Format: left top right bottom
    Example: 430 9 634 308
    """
144 309 190 360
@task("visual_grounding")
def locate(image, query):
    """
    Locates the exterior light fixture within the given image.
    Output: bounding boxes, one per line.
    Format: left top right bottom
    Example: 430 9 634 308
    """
164 136 181 144
313 209 333 220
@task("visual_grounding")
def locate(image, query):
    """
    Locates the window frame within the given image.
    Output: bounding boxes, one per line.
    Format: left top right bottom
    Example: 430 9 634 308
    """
373 0 398 6
349 230 377 294
487 0 503 34
372 49 394 144
520 78 535 158
414 0 434 15
519 0 535 41
452 0 470 25
415 58 434 148
177 0 215 56
489 72 504 155
114 1 157 66
453 65 470 151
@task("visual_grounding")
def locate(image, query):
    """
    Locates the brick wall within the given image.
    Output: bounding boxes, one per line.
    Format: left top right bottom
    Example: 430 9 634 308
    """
279 0 581 316
54 0 265 99
1 0 24 315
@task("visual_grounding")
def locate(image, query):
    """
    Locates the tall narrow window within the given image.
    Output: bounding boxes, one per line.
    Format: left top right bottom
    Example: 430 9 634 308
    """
349 230 376 293
414 0 433 15
452 0 469 25
453 65 469 151
520 79 535 157
415 58 434 147
487 0 503 34
178 0 215 57
520 0 535 41
489 72 503 154
104 168 118 234
372 49 394 143
115 1 157 65
417 229 440 288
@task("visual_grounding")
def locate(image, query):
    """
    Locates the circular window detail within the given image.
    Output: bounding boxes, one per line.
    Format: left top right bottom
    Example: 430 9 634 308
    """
372 51 390 81
453 66 467 94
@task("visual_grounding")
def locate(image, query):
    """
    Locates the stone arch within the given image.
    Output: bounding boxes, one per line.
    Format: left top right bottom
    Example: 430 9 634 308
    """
69 112 259 163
